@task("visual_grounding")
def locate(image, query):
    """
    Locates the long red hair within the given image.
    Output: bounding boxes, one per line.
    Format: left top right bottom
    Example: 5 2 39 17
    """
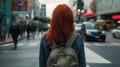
45 4 74 46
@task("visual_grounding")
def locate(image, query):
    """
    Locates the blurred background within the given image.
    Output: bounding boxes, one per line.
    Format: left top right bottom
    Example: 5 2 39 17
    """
0 0 120 67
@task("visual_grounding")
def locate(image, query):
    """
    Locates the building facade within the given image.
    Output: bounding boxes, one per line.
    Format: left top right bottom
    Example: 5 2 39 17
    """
83 0 97 21
67 0 77 21
34 0 46 19
68 0 85 22
41 4 46 18
96 0 120 27
0 0 11 32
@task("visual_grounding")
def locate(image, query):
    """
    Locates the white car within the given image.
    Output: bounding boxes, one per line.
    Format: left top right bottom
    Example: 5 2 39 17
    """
112 26 120 38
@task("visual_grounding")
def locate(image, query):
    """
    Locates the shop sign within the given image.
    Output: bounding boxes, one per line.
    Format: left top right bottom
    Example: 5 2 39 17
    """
12 0 28 11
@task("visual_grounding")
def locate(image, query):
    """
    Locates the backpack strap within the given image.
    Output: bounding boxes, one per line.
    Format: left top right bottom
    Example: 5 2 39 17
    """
65 31 78 47
51 41 58 49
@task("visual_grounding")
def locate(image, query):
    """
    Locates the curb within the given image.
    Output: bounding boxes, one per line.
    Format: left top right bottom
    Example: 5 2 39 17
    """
0 36 26 45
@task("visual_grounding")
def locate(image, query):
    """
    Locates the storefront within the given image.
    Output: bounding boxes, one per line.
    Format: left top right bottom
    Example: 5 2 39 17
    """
0 6 5 31
82 11 96 21
0 6 5 23
112 14 120 27
0 0 11 32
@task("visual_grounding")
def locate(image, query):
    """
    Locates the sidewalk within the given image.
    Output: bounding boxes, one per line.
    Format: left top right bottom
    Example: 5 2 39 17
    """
0 34 26 45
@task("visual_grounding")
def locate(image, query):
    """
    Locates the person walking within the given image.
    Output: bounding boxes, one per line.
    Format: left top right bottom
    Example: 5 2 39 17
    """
26 23 31 40
38 22 43 35
31 22 36 39
1 23 6 41
8 23 20 49
0 23 2 41
39 4 86 67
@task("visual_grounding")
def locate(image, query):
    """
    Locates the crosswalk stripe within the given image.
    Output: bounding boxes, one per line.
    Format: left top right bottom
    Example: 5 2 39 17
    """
92 43 105 46
27 43 39 46
110 42 120 46
85 42 106 46
84 42 91 46
84 42 120 47
0 43 13 47
105 42 114 46
86 64 90 67
18 43 26 46
85 47 111 64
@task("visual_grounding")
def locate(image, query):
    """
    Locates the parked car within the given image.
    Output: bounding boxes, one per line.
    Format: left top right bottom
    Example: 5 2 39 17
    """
81 22 106 42
75 23 82 34
112 26 120 39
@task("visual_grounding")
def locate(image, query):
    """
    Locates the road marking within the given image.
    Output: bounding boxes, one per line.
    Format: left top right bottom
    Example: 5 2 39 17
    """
86 64 90 67
92 42 106 46
27 43 39 46
85 42 106 46
0 43 13 47
18 43 26 46
84 42 92 46
85 42 120 47
85 47 111 64
110 42 120 46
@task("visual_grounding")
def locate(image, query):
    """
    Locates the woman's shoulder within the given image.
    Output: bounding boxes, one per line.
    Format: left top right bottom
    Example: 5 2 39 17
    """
41 36 48 45
75 34 83 41
73 34 84 47
40 36 50 48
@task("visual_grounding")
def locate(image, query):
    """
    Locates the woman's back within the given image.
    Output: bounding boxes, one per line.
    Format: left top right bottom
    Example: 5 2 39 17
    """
39 34 86 67
39 4 86 67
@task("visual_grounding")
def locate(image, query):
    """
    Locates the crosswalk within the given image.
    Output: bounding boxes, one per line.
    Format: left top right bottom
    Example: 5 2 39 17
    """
0 39 120 51
85 42 120 47
0 40 40 47
0 36 120 67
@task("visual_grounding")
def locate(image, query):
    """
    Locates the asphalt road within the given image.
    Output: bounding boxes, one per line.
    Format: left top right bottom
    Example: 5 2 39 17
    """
0 31 120 67
85 31 120 67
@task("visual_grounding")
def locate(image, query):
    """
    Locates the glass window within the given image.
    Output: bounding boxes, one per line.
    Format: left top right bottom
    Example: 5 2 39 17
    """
85 24 94 29
85 23 100 29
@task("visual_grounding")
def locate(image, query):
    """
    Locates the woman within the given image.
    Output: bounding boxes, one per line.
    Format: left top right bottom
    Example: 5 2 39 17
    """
39 4 86 67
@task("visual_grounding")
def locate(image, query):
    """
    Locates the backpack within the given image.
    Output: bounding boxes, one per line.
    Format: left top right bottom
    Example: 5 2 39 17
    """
46 32 79 67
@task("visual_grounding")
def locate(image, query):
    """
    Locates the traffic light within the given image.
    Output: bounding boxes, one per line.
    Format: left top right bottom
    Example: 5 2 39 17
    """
77 0 84 10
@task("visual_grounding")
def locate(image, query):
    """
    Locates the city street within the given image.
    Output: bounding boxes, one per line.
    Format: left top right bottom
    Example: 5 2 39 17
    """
0 33 43 67
85 31 120 67
0 31 120 67
0 0 120 67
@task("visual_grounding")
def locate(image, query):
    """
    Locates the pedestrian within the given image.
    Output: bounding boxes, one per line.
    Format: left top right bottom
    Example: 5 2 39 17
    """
8 22 20 49
39 4 86 67
0 30 2 41
1 23 6 41
31 22 36 39
26 23 31 40
38 22 43 35
0 23 2 41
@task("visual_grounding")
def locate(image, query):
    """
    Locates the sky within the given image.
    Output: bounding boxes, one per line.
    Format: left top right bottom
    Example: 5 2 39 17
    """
44 0 69 17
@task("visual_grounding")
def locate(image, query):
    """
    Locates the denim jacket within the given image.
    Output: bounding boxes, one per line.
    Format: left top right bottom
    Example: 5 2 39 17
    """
39 35 86 67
